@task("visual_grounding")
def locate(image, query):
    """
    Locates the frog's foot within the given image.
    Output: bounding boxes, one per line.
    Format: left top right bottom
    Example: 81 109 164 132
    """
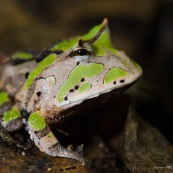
28 119 88 164
0 104 25 148
0 105 23 132
1 117 23 132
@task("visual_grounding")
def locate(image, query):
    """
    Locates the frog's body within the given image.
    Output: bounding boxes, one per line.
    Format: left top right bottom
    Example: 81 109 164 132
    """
0 19 142 163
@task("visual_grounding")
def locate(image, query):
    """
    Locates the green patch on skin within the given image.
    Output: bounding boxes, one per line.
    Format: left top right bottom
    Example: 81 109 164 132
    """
78 82 91 92
104 67 128 84
51 22 103 51
92 31 117 56
81 23 103 41
25 54 56 89
47 132 54 138
3 107 21 122
82 20 117 56
50 20 117 57
0 92 9 106
56 63 103 103
12 51 33 60
51 38 78 51
91 44 106 57
29 112 46 131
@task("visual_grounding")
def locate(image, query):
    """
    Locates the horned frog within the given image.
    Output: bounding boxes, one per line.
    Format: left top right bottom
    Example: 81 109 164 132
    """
0 19 142 163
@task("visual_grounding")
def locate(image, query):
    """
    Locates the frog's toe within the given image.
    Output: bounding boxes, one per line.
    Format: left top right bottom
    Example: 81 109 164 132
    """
48 143 87 163
28 114 89 164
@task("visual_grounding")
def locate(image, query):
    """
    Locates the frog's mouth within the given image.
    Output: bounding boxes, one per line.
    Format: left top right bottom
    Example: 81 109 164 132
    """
54 83 133 125
56 59 142 108
58 77 137 109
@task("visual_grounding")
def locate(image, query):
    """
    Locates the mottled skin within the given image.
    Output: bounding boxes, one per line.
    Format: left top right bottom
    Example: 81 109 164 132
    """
0 19 142 163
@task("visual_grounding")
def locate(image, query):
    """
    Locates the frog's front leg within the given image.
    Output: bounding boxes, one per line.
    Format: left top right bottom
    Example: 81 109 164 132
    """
28 111 87 163
1 106 23 132
0 104 25 148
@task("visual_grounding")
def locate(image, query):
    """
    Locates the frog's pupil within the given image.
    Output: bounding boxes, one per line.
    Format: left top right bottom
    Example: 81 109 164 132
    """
77 49 88 56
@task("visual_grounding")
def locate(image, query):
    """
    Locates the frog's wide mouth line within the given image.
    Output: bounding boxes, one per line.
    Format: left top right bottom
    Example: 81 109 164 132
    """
58 77 138 107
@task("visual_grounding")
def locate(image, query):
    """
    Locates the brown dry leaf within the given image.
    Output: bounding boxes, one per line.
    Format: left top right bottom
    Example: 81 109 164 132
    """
122 107 173 173
0 139 97 173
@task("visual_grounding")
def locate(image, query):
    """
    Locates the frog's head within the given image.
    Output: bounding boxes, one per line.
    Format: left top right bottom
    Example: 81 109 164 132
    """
53 18 142 102
25 19 142 117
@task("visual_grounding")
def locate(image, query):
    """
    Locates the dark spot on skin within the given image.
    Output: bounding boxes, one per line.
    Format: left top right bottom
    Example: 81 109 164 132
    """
113 81 116 85
81 78 85 82
38 76 45 80
35 49 63 62
52 50 63 55
74 85 79 90
35 131 38 134
51 142 60 148
11 57 32 66
77 62 80 65
70 89 74 92
36 91 42 97
25 72 29 79
34 99 37 104
64 97 68 101
21 109 30 119
120 79 125 83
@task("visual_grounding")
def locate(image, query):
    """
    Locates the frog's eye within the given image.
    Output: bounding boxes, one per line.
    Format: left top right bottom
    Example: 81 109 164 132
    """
76 49 89 56
70 48 92 61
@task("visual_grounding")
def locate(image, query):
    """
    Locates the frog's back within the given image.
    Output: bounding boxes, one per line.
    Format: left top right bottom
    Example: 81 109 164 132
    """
0 60 37 96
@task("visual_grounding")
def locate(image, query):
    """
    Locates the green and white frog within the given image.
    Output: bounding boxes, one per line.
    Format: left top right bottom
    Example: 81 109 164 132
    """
0 19 142 163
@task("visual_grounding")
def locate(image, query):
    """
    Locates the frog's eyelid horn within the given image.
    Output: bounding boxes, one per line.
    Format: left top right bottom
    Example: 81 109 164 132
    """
82 18 108 44
78 39 83 47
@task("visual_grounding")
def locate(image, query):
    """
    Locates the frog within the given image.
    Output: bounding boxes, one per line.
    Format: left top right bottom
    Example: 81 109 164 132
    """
0 18 142 163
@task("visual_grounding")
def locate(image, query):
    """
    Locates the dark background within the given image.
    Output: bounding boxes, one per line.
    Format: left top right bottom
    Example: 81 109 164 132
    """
0 0 173 143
